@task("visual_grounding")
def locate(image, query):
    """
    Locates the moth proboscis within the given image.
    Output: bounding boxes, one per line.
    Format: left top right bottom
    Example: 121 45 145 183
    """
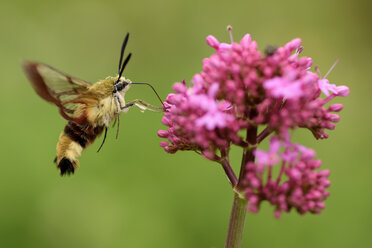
22 33 164 176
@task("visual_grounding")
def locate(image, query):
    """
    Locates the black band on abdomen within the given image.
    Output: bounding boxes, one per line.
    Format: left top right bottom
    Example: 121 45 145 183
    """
63 122 104 148
64 123 87 147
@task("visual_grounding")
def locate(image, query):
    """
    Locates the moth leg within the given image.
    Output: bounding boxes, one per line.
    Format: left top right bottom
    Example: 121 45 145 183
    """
136 99 163 110
114 92 127 113
120 99 162 113
114 95 121 114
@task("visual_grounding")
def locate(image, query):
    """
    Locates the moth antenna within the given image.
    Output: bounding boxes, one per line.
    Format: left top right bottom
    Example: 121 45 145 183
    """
118 33 130 74
118 53 132 81
116 115 120 139
132 82 165 110
97 127 108 152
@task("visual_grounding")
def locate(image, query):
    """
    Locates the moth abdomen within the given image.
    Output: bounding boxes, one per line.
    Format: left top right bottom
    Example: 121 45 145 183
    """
64 122 104 147
57 157 76 175
55 122 104 175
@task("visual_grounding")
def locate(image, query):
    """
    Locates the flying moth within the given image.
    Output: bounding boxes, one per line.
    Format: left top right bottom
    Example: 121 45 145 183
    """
22 33 164 176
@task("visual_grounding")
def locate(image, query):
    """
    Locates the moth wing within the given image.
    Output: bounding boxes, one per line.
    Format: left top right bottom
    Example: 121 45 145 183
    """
22 61 93 123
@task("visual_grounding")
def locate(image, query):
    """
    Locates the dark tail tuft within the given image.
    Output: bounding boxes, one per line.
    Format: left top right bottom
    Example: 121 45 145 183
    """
57 157 75 176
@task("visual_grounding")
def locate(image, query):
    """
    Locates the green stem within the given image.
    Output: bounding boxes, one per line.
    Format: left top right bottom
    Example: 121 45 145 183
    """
225 108 258 247
225 192 248 248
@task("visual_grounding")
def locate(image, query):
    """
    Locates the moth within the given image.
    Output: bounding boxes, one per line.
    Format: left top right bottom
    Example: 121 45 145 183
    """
22 33 164 176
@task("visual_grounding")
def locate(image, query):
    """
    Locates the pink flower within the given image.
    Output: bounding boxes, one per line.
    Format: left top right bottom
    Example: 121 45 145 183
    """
318 79 338 97
254 137 281 168
160 30 349 149
158 81 245 157
206 35 232 52
318 79 350 97
158 28 349 218
264 77 304 99
244 139 330 218
316 60 350 98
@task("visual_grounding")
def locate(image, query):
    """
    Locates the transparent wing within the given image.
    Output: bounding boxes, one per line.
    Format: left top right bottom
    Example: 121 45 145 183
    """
22 61 92 122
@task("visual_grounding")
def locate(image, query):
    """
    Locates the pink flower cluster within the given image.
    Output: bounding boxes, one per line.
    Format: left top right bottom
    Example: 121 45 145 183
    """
159 81 246 159
158 29 349 217
243 137 330 218
196 34 349 139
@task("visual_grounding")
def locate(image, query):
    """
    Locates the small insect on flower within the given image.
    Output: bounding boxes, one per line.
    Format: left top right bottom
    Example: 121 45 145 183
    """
22 33 164 176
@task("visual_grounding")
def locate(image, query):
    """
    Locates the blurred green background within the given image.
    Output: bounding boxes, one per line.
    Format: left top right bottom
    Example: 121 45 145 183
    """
0 0 370 247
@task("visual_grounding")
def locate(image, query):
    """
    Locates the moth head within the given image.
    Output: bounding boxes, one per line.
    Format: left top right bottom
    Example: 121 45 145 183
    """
113 77 131 94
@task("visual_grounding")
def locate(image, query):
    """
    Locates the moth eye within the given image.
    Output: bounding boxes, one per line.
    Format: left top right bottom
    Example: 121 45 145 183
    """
113 85 118 93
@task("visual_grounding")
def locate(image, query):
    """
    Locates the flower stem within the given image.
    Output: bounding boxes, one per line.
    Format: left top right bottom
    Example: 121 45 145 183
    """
225 110 257 247
221 148 238 186
221 159 238 186
257 126 273 143
237 124 258 189
225 192 248 248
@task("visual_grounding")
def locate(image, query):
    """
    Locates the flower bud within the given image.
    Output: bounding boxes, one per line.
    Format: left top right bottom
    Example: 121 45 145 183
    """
159 141 169 147
328 104 343 112
173 83 187 94
157 130 169 138
206 35 220 49
335 85 350 97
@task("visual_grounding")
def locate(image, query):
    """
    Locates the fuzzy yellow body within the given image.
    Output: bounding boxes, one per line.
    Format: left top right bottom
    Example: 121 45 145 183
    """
84 76 130 126
56 135 83 169
55 76 131 173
